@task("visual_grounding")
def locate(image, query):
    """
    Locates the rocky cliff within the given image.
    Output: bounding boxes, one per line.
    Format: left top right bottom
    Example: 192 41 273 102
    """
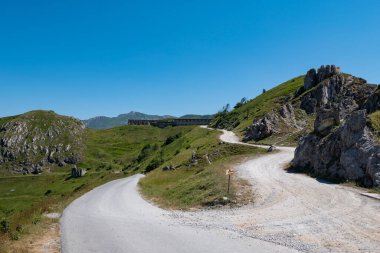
291 65 380 187
0 110 85 174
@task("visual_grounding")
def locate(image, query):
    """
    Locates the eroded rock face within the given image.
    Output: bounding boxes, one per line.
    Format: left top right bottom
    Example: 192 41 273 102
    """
314 108 340 136
293 110 380 187
244 104 299 141
300 74 375 116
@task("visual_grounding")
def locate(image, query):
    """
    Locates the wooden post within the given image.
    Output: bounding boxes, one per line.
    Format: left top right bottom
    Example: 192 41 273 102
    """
227 174 231 194
226 169 234 194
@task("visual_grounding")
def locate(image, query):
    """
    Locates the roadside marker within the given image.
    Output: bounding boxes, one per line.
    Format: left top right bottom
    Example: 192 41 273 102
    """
226 169 235 194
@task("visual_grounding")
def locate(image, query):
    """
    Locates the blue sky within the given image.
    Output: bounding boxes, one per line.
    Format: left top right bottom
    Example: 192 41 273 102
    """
0 0 379 119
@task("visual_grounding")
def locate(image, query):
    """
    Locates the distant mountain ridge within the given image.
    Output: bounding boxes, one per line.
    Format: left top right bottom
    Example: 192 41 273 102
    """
83 111 213 129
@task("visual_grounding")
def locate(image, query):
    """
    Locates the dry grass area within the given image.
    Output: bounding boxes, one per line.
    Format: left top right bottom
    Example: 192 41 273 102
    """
0 217 60 253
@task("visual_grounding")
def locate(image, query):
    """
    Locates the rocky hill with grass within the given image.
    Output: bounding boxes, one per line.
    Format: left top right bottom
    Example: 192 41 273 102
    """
210 64 379 187
209 75 314 145
291 66 380 187
0 110 85 174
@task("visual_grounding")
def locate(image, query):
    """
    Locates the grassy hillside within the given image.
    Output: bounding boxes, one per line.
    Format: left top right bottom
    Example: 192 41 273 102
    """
139 127 265 209
81 125 194 172
210 75 305 133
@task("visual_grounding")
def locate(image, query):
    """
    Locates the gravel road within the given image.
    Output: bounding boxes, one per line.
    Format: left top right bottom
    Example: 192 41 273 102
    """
61 129 380 253
209 129 380 252
61 175 296 253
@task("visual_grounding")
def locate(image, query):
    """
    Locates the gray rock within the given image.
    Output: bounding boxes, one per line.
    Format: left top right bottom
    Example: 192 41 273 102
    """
314 108 340 136
244 113 277 141
293 110 380 187
303 65 341 91
244 104 299 141
162 165 175 171
304 68 317 90
300 73 375 116
71 166 86 178
365 87 380 113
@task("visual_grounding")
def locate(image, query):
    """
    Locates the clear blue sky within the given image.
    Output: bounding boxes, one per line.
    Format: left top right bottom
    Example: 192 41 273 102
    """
1 0 379 119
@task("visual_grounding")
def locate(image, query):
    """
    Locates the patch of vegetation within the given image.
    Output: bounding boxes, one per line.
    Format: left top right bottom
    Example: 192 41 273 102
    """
210 76 305 135
368 110 380 141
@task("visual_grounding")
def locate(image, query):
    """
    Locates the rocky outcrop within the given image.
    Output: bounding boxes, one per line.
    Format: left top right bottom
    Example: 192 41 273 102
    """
0 111 85 174
303 65 341 90
293 110 380 187
244 113 278 141
244 103 299 141
301 75 372 115
293 65 380 187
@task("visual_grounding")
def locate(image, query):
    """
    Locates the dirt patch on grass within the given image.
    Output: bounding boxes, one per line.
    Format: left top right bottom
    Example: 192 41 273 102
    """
4 220 60 253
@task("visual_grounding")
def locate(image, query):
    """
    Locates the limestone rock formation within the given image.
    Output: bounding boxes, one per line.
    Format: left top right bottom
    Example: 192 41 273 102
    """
244 113 278 141
0 111 85 174
303 65 341 90
244 103 299 141
300 73 375 116
293 110 380 187
293 65 380 187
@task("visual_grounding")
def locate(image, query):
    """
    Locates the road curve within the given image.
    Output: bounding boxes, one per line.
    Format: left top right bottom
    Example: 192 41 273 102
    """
61 129 380 253
61 173 297 253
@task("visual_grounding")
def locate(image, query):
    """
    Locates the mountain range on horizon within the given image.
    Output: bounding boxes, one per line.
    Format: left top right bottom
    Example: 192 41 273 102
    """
82 111 214 129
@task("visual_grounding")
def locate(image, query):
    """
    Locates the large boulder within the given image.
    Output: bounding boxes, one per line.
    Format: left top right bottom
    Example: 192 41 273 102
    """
244 104 299 141
244 113 277 141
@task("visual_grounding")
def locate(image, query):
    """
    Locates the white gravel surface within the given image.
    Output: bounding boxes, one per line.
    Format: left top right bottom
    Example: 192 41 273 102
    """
61 129 380 253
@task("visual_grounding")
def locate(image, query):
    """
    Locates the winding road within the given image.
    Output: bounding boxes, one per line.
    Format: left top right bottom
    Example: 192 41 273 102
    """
61 129 380 253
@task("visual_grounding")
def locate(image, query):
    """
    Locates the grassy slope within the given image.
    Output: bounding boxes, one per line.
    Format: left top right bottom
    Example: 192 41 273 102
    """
368 110 380 142
210 76 306 137
139 128 265 209
81 125 194 172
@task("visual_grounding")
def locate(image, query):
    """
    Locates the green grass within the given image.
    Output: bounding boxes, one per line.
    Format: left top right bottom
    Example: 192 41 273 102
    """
81 125 195 171
0 170 125 248
210 75 305 135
